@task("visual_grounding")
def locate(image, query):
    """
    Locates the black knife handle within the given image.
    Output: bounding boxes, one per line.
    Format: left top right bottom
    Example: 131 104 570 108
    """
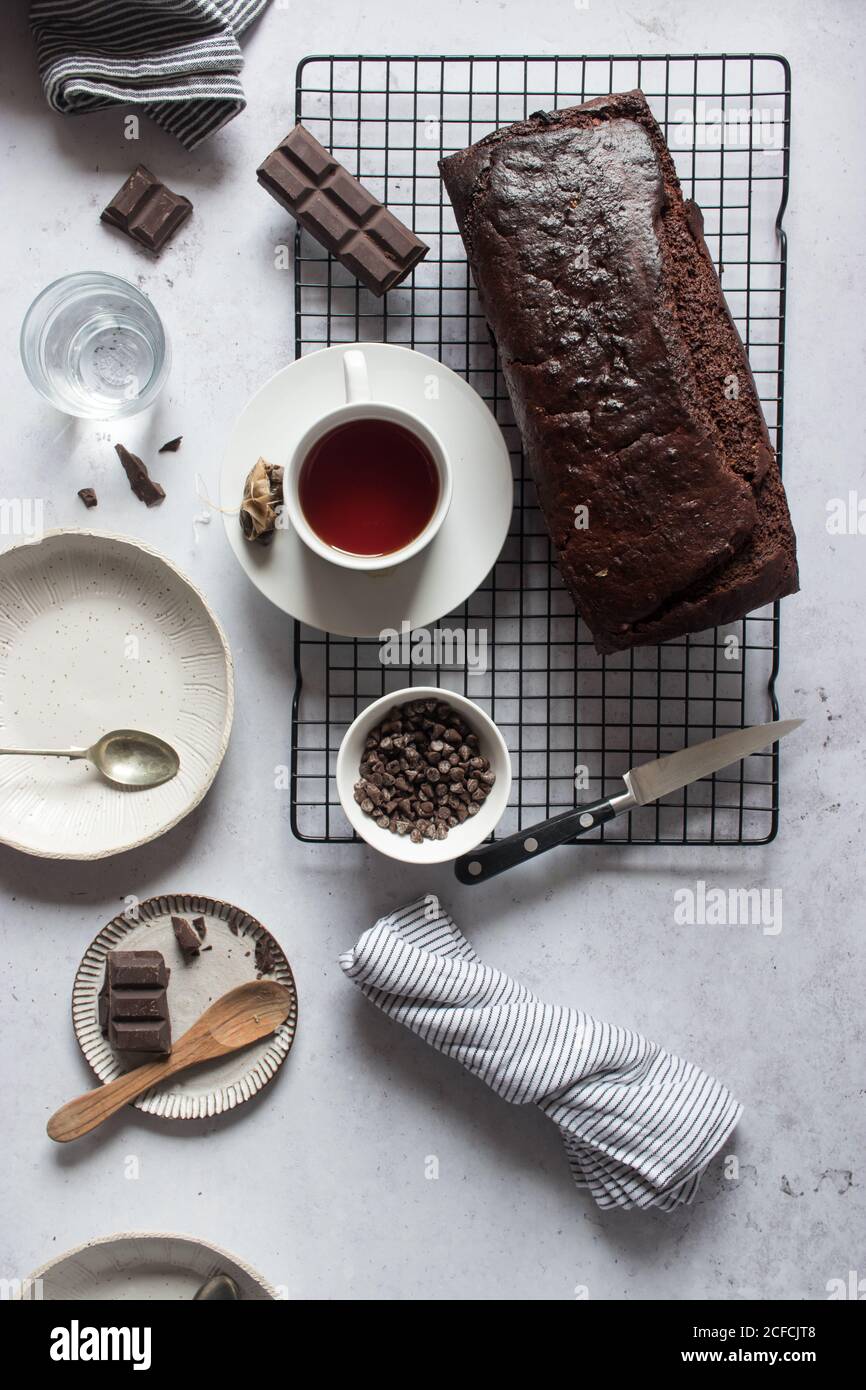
454 797 619 885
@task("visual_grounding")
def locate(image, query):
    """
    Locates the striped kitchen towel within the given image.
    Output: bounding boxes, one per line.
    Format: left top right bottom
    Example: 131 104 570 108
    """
340 896 743 1211
30 0 271 150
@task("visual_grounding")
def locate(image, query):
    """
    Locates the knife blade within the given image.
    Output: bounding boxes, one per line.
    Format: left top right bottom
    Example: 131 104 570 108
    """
624 719 803 806
454 718 803 885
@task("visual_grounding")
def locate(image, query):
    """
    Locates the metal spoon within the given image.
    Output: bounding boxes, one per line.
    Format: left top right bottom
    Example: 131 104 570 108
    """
193 1274 240 1301
0 728 179 788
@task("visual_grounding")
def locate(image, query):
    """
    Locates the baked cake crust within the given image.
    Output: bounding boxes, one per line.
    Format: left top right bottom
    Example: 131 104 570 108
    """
440 90 798 653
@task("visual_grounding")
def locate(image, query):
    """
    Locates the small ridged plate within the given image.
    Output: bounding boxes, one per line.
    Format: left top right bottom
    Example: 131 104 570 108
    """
25 1231 277 1300
72 895 298 1121
0 529 233 859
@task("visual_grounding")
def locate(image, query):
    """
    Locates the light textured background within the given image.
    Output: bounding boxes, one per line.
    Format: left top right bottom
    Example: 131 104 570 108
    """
0 0 863 1301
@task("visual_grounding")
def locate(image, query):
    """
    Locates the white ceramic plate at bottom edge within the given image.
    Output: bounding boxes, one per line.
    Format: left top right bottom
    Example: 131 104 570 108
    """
23 1232 277 1300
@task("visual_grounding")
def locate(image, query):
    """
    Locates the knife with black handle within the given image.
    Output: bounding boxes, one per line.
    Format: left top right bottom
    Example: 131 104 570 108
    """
454 719 802 885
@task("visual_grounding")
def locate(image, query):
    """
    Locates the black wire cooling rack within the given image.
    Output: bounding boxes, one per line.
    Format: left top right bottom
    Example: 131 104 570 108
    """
290 53 791 845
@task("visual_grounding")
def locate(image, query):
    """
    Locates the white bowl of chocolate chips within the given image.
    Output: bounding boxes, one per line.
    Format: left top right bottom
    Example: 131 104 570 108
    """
336 687 512 864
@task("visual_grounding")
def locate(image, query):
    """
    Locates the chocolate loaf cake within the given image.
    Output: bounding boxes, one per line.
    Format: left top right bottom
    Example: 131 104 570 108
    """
440 90 797 653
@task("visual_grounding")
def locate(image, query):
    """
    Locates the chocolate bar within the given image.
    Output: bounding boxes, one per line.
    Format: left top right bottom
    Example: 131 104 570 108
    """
101 165 192 253
100 950 171 1055
257 125 428 296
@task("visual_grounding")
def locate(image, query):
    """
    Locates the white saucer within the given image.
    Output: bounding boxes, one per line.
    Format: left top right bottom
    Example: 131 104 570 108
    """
220 344 513 637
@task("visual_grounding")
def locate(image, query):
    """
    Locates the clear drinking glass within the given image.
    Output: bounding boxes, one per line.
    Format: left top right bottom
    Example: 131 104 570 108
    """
20 272 170 419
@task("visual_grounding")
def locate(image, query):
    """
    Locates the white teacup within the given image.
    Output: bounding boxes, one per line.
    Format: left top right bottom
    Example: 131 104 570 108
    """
284 347 452 573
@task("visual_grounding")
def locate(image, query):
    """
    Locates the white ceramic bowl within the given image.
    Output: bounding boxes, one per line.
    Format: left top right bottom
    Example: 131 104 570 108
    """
336 686 512 864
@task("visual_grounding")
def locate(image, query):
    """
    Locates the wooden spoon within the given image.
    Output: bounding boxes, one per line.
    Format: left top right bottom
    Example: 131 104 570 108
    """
47 980 293 1143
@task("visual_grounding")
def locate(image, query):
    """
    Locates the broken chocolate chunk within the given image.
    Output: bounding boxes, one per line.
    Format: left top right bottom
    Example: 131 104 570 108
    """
192 916 207 941
240 457 283 545
172 914 202 959
115 443 165 506
101 165 192 254
158 436 183 453
101 949 171 1055
254 936 280 977
77 487 98 509
529 109 559 126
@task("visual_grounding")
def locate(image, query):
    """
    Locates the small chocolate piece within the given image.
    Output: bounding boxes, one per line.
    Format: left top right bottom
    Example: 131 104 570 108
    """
101 165 192 253
172 914 201 959
192 916 207 941
254 936 279 977
115 443 165 506
257 125 428 296
240 457 283 544
78 487 98 509
158 436 183 453
101 949 171 1055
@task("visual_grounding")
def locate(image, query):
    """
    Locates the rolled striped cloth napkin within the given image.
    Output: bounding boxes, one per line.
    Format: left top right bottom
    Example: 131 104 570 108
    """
30 0 271 150
340 896 743 1211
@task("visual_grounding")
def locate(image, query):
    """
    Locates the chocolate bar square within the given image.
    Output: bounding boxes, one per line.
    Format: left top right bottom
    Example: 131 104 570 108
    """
107 951 169 989
172 914 202 958
109 1019 172 1053
101 165 192 254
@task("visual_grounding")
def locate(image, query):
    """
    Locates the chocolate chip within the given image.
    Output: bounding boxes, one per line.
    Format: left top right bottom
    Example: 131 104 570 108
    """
356 697 496 843
77 487 98 508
